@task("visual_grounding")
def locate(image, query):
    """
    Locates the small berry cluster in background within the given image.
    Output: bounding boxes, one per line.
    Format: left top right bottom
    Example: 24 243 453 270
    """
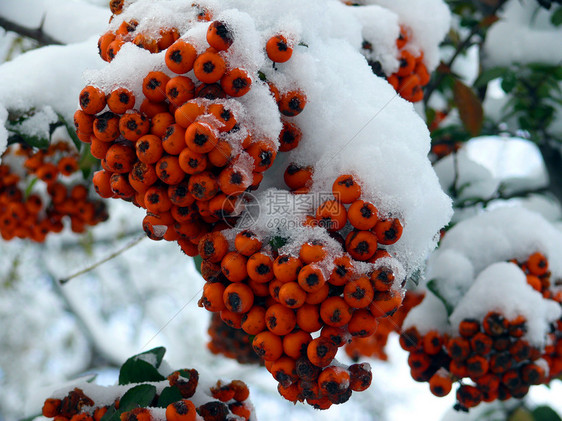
0 142 107 242
41 347 255 421
385 26 431 103
207 312 263 365
399 207 562 411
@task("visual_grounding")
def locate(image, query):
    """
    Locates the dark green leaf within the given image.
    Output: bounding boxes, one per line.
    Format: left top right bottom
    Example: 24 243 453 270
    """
119 384 157 411
501 71 517 93
79 144 98 180
7 130 49 148
101 385 157 421
551 6 562 26
193 255 203 275
532 406 562 421
118 347 167 385
474 67 507 88
100 404 118 421
269 236 288 251
57 113 82 151
156 386 183 408
427 279 454 316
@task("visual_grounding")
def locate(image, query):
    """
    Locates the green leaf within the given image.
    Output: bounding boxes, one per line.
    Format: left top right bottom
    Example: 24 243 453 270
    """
193 255 203 275
156 386 183 408
79 144 98 180
101 385 157 421
269 236 288 252
426 279 455 316
57 113 82 151
118 347 167 385
532 406 562 421
119 384 157 411
7 130 49 149
551 6 562 26
474 67 507 88
100 404 118 421
501 71 517 93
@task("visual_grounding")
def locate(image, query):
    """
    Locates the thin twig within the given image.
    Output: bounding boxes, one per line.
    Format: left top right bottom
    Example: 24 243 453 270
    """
59 235 146 285
0 15 63 46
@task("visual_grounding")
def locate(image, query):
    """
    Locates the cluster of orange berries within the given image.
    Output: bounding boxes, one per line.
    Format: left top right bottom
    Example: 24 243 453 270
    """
386 26 431 103
82 4 308 255
400 252 562 411
207 312 263 365
513 253 562 380
0 142 107 242
41 371 253 421
345 291 424 361
197 173 406 407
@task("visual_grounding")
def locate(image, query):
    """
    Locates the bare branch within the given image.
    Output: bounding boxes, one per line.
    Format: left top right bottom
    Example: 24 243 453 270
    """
0 14 63 46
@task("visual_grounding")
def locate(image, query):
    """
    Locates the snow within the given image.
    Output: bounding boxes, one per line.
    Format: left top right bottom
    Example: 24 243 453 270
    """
0 37 104 148
450 262 561 346
433 206 562 280
403 292 450 335
465 136 549 196
483 0 562 67
433 148 500 203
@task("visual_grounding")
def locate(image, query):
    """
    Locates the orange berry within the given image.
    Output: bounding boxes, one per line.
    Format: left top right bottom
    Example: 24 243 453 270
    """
143 71 170 103
278 90 306 117
247 252 274 283
165 39 197 74
223 283 254 313
320 296 352 327
266 303 297 336
266 35 293 63
253 331 283 361
107 87 135 114
296 303 323 333
220 68 252 97
332 174 361 204
241 305 266 335
273 255 303 283
527 252 548 276
297 264 326 293
221 252 248 283
307 337 337 367
207 20 233 51
193 52 226 84
373 218 403 245
79 85 106 115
